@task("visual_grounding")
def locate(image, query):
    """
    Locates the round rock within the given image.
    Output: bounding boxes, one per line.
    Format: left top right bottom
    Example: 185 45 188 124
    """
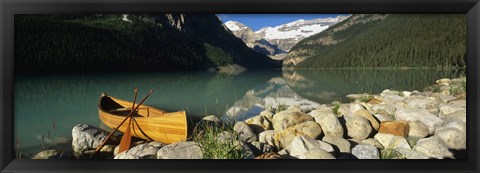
353 109 380 130
374 133 411 149
407 120 429 138
310 107 344 137
245 115 271 133
234 121 257 142
346 116 372 140
71 124 110 158
395 108 443 134
352 144 379 159
273 121 322 149
434 127 466 150
322 136 351 153
272 110 313 131
413 136 454 159
157 141 203 159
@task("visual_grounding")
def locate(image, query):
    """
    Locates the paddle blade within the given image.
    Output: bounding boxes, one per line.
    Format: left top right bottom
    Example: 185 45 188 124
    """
118 118 132 154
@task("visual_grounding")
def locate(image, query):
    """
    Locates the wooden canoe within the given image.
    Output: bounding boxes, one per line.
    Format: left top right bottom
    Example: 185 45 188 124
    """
98 93 187 144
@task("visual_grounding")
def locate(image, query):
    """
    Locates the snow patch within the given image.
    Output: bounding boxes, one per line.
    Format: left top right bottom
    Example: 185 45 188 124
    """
255 15 349 40
225 21 248 31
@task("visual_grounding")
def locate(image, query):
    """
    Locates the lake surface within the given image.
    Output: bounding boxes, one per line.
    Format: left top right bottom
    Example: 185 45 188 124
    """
14 69 463 156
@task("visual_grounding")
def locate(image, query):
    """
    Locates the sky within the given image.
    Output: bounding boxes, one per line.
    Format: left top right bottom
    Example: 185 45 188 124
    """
216 14 346 31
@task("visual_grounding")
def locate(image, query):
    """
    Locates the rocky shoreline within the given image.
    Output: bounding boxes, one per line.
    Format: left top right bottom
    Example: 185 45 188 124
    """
32 77 466 159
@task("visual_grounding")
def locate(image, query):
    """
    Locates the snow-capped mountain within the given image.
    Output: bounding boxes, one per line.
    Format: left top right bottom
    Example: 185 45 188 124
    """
256 16 349 41
223 15 350 58
225 21 249 31
225 21 261 45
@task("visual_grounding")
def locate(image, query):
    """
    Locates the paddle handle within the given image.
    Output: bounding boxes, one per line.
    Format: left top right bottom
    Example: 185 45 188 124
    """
90 90 154 158
132 88 139 110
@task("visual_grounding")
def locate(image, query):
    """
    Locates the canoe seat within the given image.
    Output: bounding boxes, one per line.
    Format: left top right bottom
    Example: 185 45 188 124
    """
107 107 150 117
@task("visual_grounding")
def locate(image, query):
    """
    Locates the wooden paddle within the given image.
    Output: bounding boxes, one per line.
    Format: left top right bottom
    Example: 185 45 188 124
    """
117 89 139 154
90 89 154 158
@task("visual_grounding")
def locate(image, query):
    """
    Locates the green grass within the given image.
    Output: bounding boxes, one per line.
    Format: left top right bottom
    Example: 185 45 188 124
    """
330 101 341 115
191 118 246 159
407 137 421 147
449 84 466 96
266 98 288 114
380 149 405 159
359 94 374 102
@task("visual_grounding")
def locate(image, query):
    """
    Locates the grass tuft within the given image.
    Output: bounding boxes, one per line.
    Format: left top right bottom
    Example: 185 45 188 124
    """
191 118 246 159
359 94 374 102
380 149 405 159
331 101 341 115
267 98 288 114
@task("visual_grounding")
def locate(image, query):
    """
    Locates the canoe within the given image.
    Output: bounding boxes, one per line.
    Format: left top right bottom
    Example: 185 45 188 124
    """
98 93 187 144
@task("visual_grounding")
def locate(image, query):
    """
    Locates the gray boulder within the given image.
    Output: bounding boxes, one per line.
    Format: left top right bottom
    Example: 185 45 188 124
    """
71 124 110 158
322 136 351 153
439 104 464 116
258 130 275 147
310 106 344 137
371 103 396 115
234 121 257 142
271 110 313 131
361 138 384 149
430 93 457 103
383 94 406 104
373 113 395 122
434 127 466 150
337 104 350 117
407 120 429 138
395 108 443 134
201 115 221 123
157 141 203 159
348 103 365 117
32 149 62 159
284 136 335 159
393 148 429 159
413 136 454 159
351 145 379 159
449 99 466 108
353 109 380 130
404 97 438 113
443 121 466 134
217 131 235 143
272 121 322 149
345 116 372 140
245 115 271 133
259 110 274 122
374 133 411 149
439 109 466 124
114 142 165 159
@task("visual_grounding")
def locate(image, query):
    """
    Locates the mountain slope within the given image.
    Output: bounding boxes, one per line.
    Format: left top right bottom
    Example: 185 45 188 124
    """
284 14 466 69
224 16 348 56
225 21 283 56
15 14 281 73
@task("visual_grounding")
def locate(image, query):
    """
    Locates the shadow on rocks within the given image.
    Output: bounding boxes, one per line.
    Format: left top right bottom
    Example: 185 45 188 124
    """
337 116 349 139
